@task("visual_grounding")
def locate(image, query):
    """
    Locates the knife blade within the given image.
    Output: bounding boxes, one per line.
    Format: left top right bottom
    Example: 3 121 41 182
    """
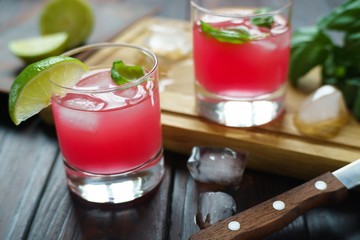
189 159 360 240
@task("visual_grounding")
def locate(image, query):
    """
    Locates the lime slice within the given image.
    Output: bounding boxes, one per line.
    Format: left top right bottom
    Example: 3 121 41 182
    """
40 0 94 49
9 56 88 125
8 32 68 64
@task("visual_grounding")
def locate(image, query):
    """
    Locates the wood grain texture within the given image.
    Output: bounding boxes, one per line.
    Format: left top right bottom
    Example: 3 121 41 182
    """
0 98 59 240
305 192 360 239
27 154 173 240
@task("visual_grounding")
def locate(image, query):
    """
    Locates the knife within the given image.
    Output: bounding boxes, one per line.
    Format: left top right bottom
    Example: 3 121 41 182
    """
189 159 360 240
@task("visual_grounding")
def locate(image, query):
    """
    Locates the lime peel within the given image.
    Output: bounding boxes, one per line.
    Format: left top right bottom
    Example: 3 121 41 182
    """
9 56 88 125
8 32 69 63
40 0 94 49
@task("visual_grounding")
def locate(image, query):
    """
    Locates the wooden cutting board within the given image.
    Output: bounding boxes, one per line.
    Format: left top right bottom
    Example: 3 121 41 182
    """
9 14 355 180
110 17 360 180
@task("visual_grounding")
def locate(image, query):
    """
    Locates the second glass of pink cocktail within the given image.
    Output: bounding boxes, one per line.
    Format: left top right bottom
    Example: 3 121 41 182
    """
50 43 164 204
191 0 292 127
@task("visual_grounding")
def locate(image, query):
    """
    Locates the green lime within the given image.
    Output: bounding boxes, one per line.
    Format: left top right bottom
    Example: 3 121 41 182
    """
39 0 94 49
9 56 88 125
8 32 68 64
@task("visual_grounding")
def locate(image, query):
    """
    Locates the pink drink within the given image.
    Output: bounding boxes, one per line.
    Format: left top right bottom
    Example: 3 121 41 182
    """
193 12 291 98
51 70 162 175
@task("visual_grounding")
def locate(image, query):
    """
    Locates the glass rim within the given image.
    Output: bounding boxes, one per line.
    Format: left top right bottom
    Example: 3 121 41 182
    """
190 0 292 18
50 42 158 94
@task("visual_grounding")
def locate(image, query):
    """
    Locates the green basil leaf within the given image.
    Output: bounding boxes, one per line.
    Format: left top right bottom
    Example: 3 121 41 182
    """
111 60 145 85
323 77 357 108
352 86 360 121
322 46 348 83
200 20 251 44
345 32 360 52
289 26 333 86
322 45 360 83
317 0 360 33
340 79 360 120
344 78 360 108
321 42 360 110
251 8 274 29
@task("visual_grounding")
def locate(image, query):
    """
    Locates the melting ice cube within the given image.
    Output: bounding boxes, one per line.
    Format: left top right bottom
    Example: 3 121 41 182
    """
147 24 192 60
252 40 277 50
76 70 113 91
114 85 139 98
196 192 236 229
187 146 248 186
294 85 349 139
58 94 107 132
61 93 107 111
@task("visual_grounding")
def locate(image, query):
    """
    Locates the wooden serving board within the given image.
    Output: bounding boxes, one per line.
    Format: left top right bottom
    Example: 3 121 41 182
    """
110 17 360 180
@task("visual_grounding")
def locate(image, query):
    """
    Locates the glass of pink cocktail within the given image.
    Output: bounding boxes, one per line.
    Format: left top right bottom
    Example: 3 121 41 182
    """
191 0 292 127
50 43 164 204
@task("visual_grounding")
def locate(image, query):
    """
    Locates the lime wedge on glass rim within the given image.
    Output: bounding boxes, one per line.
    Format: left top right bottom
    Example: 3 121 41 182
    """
39 0 94 49
8 32 68 64
8 56 88 125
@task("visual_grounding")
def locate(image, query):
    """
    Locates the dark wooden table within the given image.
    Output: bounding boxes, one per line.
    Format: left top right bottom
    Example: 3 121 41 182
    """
1 0 360 239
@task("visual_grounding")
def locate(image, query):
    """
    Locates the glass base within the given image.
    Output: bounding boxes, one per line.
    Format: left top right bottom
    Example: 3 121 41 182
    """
64 149 165 204
196 84 286 127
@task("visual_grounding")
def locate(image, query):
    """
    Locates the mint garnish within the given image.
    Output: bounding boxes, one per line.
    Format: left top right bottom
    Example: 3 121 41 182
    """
111 60 145 85
251 8 274 29
289 0 360 121
200 20 251 44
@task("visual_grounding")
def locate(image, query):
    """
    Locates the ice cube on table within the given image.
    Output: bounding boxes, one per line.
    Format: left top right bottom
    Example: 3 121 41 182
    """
196 192 236 229
187 146 248 186
294 85 349 139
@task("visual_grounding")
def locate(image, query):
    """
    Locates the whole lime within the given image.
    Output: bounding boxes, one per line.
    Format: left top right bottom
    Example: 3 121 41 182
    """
39 0 94 49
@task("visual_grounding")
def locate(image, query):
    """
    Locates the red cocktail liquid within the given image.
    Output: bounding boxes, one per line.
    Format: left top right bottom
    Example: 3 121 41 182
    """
193 13 291 98
52 70 162 174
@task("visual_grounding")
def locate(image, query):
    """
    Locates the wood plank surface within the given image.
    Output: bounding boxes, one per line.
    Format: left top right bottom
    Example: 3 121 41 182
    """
0 94 59 240
26 154 172 239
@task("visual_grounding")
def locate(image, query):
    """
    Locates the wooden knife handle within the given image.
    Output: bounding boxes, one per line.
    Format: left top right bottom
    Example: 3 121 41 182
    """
189 172 348 240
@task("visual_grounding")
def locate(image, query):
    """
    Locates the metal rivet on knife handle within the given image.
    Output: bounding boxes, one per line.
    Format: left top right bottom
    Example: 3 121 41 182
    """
272 200 285 211
228 221 240 231
315 180 327 190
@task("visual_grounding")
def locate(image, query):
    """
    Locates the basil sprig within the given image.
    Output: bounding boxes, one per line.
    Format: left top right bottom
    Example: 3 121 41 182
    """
251 8 274 29
200 7 275 44
111 60 145 85
200 20 251 44
289 0 360 120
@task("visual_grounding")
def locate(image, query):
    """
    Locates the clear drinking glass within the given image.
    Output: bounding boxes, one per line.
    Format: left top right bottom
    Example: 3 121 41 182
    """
50 43 164 204
191 0 292 127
